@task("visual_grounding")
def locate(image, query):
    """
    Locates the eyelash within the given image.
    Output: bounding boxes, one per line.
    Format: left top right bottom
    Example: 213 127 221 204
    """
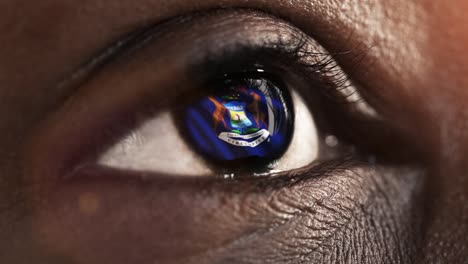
185 42 365 128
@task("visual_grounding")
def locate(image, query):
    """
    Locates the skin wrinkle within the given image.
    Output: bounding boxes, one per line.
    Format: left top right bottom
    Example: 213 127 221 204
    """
30 166 394 264
179 166 420 264
299 174 381 261
183 162 420 263
317 170 421 263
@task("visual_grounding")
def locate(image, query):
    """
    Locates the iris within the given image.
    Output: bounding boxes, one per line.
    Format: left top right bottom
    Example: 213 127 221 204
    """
182 76 294 168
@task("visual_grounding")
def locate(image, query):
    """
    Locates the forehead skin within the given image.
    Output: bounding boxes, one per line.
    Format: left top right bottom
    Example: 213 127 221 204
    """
0 0 467 263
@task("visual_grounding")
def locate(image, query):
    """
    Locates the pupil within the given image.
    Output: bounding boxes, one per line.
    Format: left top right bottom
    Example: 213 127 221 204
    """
182 77 294 169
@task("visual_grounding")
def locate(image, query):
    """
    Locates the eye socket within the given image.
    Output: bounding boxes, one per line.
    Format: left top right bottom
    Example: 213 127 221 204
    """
30 10 413 182
98 71 320 177
90 13 384 178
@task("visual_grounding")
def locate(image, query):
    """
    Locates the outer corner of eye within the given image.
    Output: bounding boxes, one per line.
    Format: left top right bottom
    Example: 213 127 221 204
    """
273 90 318 173
97 74 319 178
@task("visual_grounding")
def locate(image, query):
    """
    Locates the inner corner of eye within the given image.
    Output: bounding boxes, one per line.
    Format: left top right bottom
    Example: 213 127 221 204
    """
97 110 212 177
97 73 319 178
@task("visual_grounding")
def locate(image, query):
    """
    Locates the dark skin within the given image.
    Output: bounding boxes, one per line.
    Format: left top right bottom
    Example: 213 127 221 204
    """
1 0 467 263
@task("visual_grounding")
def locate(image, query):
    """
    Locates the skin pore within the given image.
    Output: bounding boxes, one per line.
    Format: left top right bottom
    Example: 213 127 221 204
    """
0 0 468 263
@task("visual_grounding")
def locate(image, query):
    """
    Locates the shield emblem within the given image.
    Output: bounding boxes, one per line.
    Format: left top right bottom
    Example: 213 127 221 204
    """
223 101 253 133
215 96 270 148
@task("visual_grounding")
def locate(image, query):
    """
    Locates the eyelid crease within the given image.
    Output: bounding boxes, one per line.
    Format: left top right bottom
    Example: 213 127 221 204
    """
52 26 153 109
53 9 280 98
54 8 370 104
52 8 378 129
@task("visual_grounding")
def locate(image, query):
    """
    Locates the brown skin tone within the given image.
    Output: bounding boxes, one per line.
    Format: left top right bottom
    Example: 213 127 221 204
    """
0 0 467 263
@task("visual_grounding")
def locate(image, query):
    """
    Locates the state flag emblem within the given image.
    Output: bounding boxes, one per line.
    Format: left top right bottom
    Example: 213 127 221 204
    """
217 100 269 148
224 102 253 134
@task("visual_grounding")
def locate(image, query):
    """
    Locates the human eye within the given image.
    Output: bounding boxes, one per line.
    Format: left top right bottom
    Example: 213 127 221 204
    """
98 73 317 177
29 10 410 181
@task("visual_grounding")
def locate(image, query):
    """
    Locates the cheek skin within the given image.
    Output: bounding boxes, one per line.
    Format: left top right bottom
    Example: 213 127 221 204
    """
324 0 433 154
31 166 422 264
416 1 468 262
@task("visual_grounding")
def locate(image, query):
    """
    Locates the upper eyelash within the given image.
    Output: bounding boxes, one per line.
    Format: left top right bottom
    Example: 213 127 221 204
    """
219 40 379 121
276 34 379 118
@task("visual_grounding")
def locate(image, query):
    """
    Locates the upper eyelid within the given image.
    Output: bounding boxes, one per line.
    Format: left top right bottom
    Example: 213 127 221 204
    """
64 10 375 131
53 10 317 111
56 9 309 92
55 9 379 138
47 8 378 129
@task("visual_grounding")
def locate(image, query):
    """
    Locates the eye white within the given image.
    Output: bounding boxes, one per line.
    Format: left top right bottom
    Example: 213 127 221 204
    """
271 91 318 173
98 90 319 176
98 112 212 176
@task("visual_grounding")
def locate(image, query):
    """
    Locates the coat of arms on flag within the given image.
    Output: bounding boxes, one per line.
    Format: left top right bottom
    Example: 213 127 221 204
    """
214 98 270 148
224 102 253 133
